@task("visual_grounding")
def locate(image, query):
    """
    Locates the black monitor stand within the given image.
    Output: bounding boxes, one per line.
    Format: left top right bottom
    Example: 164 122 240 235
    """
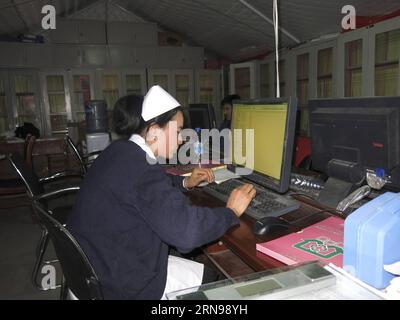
316 159 365 209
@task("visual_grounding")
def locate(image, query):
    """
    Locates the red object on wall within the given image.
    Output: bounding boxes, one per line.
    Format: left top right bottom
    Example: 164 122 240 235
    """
294 136 312 168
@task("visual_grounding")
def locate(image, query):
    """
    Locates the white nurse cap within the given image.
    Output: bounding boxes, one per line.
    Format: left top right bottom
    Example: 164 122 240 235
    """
141 85 180 122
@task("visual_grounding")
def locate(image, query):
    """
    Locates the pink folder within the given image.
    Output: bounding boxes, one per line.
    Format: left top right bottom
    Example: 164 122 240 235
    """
256 216 344 267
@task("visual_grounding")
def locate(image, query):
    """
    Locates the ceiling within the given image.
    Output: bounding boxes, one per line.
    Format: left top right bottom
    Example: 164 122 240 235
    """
0 0 399 61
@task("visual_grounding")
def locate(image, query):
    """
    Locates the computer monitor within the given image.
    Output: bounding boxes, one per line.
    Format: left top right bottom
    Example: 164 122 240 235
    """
188 104 217 130
309 97 400 194
230 97 298 193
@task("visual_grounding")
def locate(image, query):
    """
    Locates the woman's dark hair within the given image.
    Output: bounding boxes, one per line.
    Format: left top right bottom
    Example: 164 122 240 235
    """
221 94 241 107
113 94 183 138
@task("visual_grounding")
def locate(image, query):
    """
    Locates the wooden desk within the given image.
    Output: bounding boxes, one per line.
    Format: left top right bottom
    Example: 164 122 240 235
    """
0 137 67 178
187 189 336 277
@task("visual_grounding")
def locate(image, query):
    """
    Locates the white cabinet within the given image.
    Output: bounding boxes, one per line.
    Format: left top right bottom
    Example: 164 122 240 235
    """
121 69 147 96
68 70 96 122
156 47 204 69
40 71 72 136
134 47 157 68
53 45 82 67
148 69 172 92
107 22 157 46
78 21 106 44
47 19 106 44
25 44 53 68
0 43 26 67
229 61 259 98
195 69 222 125
81 45 106 66
171 69 194 108
107 45 135 66
9 70 43 134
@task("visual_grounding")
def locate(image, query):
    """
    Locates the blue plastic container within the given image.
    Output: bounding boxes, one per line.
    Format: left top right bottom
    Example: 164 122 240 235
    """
344 192 400 289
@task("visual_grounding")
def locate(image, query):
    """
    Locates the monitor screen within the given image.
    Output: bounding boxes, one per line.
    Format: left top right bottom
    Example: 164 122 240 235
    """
231 97 297 193
188 104 216 130
309 97 400 189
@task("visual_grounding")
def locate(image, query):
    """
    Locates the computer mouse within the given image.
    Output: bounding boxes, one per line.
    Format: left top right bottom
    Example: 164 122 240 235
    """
252 217 291 236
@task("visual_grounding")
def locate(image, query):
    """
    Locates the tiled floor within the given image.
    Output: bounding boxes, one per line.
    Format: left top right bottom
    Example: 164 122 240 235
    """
0 204 61 299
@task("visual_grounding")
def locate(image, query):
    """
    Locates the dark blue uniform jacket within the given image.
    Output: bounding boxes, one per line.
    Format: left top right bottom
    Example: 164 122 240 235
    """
67 139 239 299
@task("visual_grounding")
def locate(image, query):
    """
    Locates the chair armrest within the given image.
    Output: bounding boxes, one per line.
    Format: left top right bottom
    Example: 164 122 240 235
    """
33 186 80 201
39 171 83 183
82 151 102 160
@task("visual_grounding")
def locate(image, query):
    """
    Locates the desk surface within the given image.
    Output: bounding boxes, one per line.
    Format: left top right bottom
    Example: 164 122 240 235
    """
187 188 338 274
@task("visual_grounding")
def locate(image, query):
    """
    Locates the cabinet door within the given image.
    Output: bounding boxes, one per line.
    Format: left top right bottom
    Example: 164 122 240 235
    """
229 61 259 98
78 21 106 44
0 43 26 67
107 45 134 67
121 69 147 95
25 44 52 68
53 45 82 67
171 70 194 108
69 70 95 122
40 71 72 137
0 71 12 134
134 47 156 68
47 19 79 43
148 69 172 92
10 71 43 134
195 69 222 125
81 45 106 66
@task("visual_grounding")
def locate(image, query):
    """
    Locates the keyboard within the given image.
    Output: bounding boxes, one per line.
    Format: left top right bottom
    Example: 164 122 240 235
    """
203 179 300 220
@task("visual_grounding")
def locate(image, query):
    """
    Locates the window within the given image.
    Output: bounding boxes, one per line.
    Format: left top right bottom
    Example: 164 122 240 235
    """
375 29 400 96
274 60 285 97
199 73 214 104
126 74 142 96
260 63 270 98
0 78 7 134
46 75 67 134
72 75 91 122
297 53 310 136
234 67 251 98
174 74 190 108
317 48 333 97
14 75 39 128
345 39 363 97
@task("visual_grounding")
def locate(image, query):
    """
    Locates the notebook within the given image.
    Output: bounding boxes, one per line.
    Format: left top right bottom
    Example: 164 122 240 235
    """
256 216 344 267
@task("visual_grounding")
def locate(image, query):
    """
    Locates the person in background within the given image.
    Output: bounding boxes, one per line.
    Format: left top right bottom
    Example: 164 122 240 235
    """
218 94 241 130
67 85 256 299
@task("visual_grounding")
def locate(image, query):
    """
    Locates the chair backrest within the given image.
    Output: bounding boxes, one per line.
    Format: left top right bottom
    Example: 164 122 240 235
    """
33 201 103 300
7 153 44 198
24 134 36 168
65 135 87 174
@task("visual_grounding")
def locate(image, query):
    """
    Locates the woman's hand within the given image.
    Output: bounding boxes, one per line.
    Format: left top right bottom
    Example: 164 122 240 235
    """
185 168 215 189
226 183 256 217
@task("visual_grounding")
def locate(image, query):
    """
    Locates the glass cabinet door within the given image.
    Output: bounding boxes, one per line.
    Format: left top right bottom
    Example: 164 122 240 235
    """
229 62 258 99
47 75 67 134
10 71 42 134
195 69 221 125
71 73 93 122
122 69 147 96
0 74 9 134
148 69 172 92
172 70 194 108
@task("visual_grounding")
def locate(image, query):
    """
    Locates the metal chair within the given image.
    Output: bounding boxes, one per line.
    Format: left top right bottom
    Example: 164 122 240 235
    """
7 153 82 290
65 134 101 174
33 201 103 300
0 134 37 209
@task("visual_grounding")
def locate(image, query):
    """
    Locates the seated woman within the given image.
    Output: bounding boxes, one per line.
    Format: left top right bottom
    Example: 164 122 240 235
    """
67 85 256 299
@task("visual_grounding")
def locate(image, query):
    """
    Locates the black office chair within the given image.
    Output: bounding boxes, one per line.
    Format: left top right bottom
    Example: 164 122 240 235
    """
33 201 103 300
7 153 81 291
65 134 101 174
